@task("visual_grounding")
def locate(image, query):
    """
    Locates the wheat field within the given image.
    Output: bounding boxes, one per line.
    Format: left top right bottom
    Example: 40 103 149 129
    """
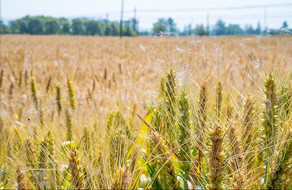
0 35 291 189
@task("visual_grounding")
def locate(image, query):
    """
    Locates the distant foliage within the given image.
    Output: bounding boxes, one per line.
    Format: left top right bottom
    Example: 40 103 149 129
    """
2 15 138 36
2 15 289 36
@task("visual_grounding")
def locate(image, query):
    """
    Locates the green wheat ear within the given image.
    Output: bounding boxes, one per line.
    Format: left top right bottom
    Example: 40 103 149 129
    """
46 131 54 165
38 136 49 189
65 108 73 141
162 68 178 141
18 71 23 88
38 97 44 127
30 77 39 109
46 75 52 93
25 138 37 168
278 84 292 121
46 131 58 189
226 94 234 121
0 69 3 101
151 130 179 189
165 69 177 111
0 69 3 91
241 97 256 171
177 88 191 177
30 77 44 126
197 80 207 173
262 72 278 160
8 82 13 100
165 68 177 105
56 83 62 116
67 78 76 111
228 124 246 189
265 120 292 190
25 138 39 188
159 76 166 97
104 67 107 80
13 127 23 159
107 111 130 170
24 70 28 86
82 126 92 160
0 118 3 137
215 81 223 120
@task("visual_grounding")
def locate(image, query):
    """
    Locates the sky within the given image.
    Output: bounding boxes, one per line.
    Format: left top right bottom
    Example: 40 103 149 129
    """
1 0 292 31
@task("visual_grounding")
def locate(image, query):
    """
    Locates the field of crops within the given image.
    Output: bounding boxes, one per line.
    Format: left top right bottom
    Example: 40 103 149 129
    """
0 35 291 189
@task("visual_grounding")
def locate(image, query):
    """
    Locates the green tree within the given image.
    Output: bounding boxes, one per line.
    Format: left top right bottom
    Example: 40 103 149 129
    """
194 24 206 36
129 18 138 34
111 23 119 36
28 18 44 34
0 21 10 34
80 18 90 34
214 19 226 35
59 18 71 34
45 20 59 34
152 18 167 34
105 24 112 36
282 21 288 28
10 21 21 33
181 25 189 36
97 21 106 35
244 24 255 35
167 17 177 33
10 19 29 34
87 20 99 35
255 22 261 35
226 24 243 35
72 19 84 35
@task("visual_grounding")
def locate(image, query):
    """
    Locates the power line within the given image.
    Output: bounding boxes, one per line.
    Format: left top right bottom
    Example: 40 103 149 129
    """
119 0 124 38
206 13 209 36
118 3 292 14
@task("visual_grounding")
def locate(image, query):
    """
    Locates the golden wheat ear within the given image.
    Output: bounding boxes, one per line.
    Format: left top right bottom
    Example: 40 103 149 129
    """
0 69 3 91
197 80 208 174
45 75 52 93
208 124 225 190
65 108 73 141
111 166 130 189
8 82 13 101
30 77 44 127
67 77 76 111
69 148 85 189
18 71 23 88
137 114 180 189
17 165 28 190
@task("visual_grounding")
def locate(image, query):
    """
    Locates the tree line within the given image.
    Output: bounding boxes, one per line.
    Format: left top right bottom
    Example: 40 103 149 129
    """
0 15 290 36
151 18 290 36
0 15 138 36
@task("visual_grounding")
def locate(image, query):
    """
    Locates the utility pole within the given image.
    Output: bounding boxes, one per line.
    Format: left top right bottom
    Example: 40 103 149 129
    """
206 12 209 36
106 13 109 22
133 6 137 33
119 0 124 38
0 0 2 66
264 8 267 33
105 13 109 36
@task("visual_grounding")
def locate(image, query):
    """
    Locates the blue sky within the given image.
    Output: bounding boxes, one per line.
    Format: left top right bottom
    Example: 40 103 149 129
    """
1 0 292 30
